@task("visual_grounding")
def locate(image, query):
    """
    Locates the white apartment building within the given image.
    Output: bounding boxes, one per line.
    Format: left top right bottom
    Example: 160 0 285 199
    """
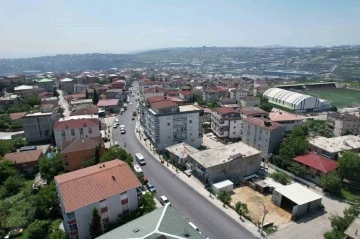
242 117 285 160
53 116 101 147
55 160 142 239
269 110 305 134
327 112 360 136
143 86 165 100
139 96 203 151
211 107 242 139
229 88 248 102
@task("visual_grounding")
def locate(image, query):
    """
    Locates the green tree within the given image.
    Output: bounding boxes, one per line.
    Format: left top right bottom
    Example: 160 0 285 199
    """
53 88 59 97
338 151 360 181
27 220 51 239
26 95 42 107
287 162 311 177
194 93 205 105
0 140 15 157
320 171 342 194
89 208 102 238
82 158 96 168
260 97 273 112
235 201 249 219
92 89 99 105
57 107 64 118
48 230 67 239
270 172 291 185
100 146 133 168
0 160 17 184
11 138 27 149
150 75 156 81
0 174 25 198
32 182 59 220
329 106 338 112
207 101 220 109
94 144 100 164
217 190 232 205
50 129 56 146
38 152 64 182
139 193 156 215
85 89 89 99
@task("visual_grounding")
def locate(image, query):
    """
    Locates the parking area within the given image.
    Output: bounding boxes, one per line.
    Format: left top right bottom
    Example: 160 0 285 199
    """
231 186 292 226
202 133 224 149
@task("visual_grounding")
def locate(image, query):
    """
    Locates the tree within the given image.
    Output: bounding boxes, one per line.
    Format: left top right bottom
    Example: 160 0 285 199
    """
338 151 360 181
100 146 133 168
260 97 273 112
85 89 89 99
207 101 220 109
57 107 64 118
330 106 338 112
82 158 96 168
32 182 59 220
0 174 25 198
150 75 156 81
320 171 342 194
94 144 100 164
53 88 59 97
27 220 51 239
0 140 15 157
26 95 42 107
89 208 102 238
193 94 205 105
50 129 56 146
217 190 232 205
270 172 291 185
92 89 99 105
11 138 27 149
235 201 249 219
48 230 67 239
0 160 17 184
38 152 64 182
139 193 156 215
287 162 311 177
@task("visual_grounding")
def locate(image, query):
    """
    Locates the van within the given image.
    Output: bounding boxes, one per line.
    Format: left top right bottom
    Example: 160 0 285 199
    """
135 153 146 165
160 195 171 206
188 222 200 233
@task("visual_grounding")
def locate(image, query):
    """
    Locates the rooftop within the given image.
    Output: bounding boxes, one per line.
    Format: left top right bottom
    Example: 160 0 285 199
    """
70 106 98 116
37 78 53 83
309 135 360 153
97 99 119 107
144 87 165 94
9 112 26 120
274 183 322 205
54 118 98 130
4 149 43 164
238 107 268 116
243 117 284 131
269 110 304 122
178 104 202 112
62 136 104 154
151 100 178 110
97 204 204 239
214 107 239 115
55 159 141 213
189 142 261 168
294 152 338 173
166 143 200 159
14 85 37 91
23 111 54 117
344 214 360 239
328 112 360 121
60 78 73 82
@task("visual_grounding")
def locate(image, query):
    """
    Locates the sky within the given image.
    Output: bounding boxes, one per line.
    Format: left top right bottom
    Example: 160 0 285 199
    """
0 0 359 58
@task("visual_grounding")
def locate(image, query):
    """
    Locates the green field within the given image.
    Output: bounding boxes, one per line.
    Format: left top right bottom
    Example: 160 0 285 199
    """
302 88 360 108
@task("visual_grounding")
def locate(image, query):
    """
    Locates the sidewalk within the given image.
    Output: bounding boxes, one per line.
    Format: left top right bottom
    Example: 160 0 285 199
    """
134 120 262 238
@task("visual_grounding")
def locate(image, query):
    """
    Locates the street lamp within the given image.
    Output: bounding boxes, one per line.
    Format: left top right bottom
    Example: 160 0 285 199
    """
256 201 269 235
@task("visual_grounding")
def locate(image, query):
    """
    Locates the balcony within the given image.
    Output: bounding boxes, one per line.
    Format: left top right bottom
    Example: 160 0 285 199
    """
69 230 78 237
67 218 77 225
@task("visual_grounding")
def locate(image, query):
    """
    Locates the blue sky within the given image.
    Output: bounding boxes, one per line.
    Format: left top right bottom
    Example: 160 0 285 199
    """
0 0 359 58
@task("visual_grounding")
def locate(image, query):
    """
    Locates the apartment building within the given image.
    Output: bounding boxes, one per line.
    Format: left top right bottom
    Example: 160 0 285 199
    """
242 117 285 160
229 88 248 102
21 110 58 143
178 90 193 102
110 79 126 89
139 81 166 94
269 110 305 134
14 85 39 98
238 107 269 119
202 86 228 103
97 99 120 113
53 116 101 147
37 78 54 92
55 160 142 239
0 94 19 109
240 96 261 107
327 112 360 136
139 96 204 151
60 78 75 94
211 107 242 139
143 86 165 100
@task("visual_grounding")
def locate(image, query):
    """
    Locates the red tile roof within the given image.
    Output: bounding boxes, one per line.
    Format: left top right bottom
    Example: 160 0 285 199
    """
141 81 164 86
61 136 104 154
97 99 119 107
243 117 284 131
9 112 26 120
144 87 165 94
180 90 193 95
166 89 179 96
147 96 167 103
238 107 268 116
215 107 239 115
151 100 178 110
70 106 98 116
54 118 99 130
4 149 43 164
55 159 141 212
294 152 338 173
269 111 303 122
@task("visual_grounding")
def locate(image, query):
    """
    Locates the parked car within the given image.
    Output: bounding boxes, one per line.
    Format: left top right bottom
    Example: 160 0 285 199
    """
146 182 156 193
160 195 171 206
113 124 117 128
133 164 143 174
114 141 119 147
132 116 135 120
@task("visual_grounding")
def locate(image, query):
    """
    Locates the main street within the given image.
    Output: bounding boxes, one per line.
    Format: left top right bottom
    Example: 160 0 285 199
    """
112 89 255 239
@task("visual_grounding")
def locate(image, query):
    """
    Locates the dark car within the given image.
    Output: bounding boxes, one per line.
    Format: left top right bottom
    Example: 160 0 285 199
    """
132 116 135 120
146 182 156 193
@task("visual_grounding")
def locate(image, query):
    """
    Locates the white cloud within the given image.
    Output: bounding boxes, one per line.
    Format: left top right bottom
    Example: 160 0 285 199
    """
158 29 165 33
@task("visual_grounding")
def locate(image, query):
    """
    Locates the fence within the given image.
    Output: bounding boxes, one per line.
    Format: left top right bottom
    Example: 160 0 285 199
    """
268 163 316 188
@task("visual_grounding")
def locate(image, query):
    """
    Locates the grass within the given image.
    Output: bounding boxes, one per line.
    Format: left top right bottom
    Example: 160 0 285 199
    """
341 186 360 203
264 225 278 235
301 88 360 108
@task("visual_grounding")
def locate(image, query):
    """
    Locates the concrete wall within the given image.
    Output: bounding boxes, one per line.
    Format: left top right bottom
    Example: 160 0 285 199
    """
62 146 105 172
271 190 282 207
38 81 54 92
22 115 56 143
61 82 74 94
55 126 101 147
212 182 234 195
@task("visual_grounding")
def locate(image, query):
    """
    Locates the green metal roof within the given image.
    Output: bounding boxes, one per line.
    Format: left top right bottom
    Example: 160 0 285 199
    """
97 205 204 239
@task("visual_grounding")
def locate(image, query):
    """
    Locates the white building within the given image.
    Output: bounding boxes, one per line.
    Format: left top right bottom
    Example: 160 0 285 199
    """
263 88 331 112
229 88 248 102
55 160 142 239
269 110 305 134
211 107 242 139
143 86 165 100
53 116 101 147
14 85 39 98
139 96 203 151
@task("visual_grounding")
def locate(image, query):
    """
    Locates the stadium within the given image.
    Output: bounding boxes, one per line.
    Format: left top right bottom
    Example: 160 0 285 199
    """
263 88 331 113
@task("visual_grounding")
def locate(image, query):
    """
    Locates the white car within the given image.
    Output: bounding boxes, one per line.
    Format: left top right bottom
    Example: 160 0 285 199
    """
113 124 117 128
130 102 133 105
133 164 143 173
160 195 171 206
114 141 119 147
115 118 119 122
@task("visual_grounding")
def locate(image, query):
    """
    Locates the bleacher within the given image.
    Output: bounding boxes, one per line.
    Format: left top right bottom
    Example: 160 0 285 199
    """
277 83 336 91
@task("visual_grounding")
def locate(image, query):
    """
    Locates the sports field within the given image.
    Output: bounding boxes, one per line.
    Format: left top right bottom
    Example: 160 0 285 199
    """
302 88 360 108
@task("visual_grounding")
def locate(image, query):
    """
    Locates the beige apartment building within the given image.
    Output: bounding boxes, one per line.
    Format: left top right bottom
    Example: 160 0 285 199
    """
327 112 360 136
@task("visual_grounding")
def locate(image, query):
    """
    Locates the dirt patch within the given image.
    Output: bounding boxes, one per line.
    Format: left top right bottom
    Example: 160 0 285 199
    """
231 186 291 226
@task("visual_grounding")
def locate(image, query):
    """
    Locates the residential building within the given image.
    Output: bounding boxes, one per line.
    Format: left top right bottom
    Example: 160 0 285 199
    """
9 112 26 123
344 214 360 239
37 78 54 92
254 79 268 88
178 90 193 102
294 152 338 184
60 78 75 94
74 84 88 93
97 204 203 239
143 86 165 100
70 106 98 116
327 112 360 136
139 96 204 151
139 81 166 94
309 135 360 160
253 86 268 96
211 107 242 139
66 94 86 102
110 80 125 89
3 149 43 174
218 97 236 106
61 136 105 171
202 86 228 103
55 160 142 239
70 99 93 111
240 96 261 107
14 85 39 98
21 110 57 143
0 94 19 109
97 99 120 113
187 142 262 183
238 107 269 119
41 97 58 106
165 143 200 167
53 117 101 147
105 89 126 101
229 88 248 102
269 110 305 134
242 118 285 160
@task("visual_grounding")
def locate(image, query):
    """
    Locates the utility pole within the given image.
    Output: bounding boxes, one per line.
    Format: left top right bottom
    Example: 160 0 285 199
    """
257 201 268 235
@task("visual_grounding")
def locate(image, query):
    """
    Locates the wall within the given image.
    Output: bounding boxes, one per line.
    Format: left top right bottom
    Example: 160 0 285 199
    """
271 190 282 207
55 126 100 147
22 115 55 143
212 182 234 195
62 146 105 172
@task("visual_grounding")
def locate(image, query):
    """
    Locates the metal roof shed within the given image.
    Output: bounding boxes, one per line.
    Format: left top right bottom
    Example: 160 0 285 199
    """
212 180 234 196
272 183 322 217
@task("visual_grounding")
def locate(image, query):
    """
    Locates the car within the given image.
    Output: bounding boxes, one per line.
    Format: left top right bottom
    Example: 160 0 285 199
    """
159 195 171 206
113 124 117 128
133 164 143 173
130 102 133 105
114 141 119 147
132 116 135 120
115 118 119 122
146 182 156 193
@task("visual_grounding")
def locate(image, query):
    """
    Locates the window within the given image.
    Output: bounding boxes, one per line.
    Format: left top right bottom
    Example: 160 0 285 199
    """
120 192 127 200
190 133 192 136
45 130 49 136
168 123 170 126
233 126 236 129
122 203 129 211
100 199 107 209
61 130 65 137
189 120 192 123
71 129 75 136
67 212 75 220
69 224 78 232
233 132 235 134
89 127 92 134
80 128 83 135
101 211 109 219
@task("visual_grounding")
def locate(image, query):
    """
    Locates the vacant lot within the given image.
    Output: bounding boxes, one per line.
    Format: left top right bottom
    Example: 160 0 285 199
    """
301 88 360 107
231 187 291 226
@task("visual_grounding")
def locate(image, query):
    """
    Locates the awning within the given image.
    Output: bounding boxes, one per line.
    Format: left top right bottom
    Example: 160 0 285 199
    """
243 174 258 181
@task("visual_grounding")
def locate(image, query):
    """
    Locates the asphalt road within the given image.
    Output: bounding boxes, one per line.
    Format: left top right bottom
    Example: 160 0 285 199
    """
112 90 255 239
